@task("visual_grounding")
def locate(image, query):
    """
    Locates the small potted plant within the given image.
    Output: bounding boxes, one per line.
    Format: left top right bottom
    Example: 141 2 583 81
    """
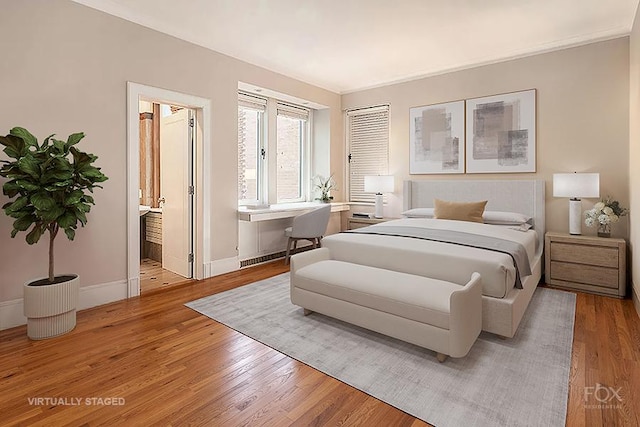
584 196 628 237
313 174 337 203
0 127 108 339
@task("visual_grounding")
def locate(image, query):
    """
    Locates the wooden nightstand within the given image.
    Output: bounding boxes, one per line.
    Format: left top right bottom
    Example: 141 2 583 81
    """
347 217 396 230
545 232 626 298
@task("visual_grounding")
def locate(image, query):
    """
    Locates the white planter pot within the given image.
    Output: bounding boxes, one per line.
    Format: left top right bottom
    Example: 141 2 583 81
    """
23 274 79 340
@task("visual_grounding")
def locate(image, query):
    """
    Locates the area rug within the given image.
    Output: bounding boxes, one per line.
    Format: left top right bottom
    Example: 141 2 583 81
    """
186 273 575 427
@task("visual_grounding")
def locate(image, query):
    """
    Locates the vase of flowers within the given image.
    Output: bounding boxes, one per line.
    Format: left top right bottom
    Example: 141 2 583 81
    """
584 197 628 237
313 174 337 203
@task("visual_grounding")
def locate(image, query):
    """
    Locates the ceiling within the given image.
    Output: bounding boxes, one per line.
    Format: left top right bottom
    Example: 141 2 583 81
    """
73 0 638 94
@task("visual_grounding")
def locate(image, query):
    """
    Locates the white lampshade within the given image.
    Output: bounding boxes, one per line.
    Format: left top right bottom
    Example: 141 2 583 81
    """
553 173 600 199
364 175 395 194
364 175 394 219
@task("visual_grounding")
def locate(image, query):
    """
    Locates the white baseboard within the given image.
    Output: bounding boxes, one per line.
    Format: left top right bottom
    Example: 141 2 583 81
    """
78 280 128 311
204 256 240 278
0 299 27 330
0 279 128 331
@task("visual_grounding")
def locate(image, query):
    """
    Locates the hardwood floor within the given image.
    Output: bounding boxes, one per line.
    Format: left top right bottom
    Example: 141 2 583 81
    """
565 291 640 426
1 262 638 426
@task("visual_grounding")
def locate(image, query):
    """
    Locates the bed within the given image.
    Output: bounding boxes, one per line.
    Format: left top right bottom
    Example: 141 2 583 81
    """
322 179 545 338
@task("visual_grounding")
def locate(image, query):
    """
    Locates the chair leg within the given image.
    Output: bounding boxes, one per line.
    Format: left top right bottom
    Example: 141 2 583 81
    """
285 237 292 265
317 236 323 248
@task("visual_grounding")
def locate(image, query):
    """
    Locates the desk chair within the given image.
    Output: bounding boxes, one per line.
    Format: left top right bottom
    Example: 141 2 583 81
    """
284 204 331 264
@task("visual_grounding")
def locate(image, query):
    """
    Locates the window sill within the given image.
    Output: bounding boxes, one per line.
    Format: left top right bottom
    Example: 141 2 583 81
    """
238 201 349 222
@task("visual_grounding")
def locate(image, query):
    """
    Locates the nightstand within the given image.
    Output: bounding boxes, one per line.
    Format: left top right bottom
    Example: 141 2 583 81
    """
347 217 397 230
544 232 626 298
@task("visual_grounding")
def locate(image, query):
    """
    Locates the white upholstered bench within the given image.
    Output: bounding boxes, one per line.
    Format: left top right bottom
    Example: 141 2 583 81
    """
290 248 482 362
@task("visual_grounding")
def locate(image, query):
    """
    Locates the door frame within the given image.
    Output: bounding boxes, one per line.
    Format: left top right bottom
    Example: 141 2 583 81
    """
126 82 211 297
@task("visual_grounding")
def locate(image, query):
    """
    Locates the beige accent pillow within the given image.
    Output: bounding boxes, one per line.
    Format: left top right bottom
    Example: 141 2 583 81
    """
433 199 488 223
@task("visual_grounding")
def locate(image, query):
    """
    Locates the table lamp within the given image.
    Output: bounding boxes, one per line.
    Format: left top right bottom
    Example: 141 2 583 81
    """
364 175 395 218
553 172 599 235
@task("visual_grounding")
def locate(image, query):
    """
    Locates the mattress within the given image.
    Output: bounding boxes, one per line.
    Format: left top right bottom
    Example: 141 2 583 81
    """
322 218 538 299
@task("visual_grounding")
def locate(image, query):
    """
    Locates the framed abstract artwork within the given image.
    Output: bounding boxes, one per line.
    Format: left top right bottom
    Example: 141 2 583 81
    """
465 89 536 173
409 100 465 174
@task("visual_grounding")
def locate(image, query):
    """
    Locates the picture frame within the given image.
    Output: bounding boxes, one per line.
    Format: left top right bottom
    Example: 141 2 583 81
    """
465 89 536 173
409 100 465 174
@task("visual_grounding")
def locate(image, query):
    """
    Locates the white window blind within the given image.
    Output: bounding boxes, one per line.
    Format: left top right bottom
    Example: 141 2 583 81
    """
277 102 309 121
347 105 390 203
239 92 267 112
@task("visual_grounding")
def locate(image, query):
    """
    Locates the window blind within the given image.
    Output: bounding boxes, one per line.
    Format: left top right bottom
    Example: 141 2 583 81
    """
277 102 309 121
239 91 267 112
347 105 390 203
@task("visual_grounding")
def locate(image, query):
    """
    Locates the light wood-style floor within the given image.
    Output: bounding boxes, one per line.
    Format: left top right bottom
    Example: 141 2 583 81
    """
140 258 190 293
1 261 639 426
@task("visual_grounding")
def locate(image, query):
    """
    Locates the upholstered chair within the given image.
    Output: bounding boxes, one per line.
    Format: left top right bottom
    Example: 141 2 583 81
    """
284 204 331 264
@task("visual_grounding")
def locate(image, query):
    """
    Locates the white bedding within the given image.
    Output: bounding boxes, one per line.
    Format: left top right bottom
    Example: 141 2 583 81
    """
322 218 538 299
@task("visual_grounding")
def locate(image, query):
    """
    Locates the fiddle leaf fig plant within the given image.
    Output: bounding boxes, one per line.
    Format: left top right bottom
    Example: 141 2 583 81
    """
0 127 108 283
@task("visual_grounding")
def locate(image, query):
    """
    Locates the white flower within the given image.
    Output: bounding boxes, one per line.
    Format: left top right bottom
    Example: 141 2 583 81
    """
585 198 627 230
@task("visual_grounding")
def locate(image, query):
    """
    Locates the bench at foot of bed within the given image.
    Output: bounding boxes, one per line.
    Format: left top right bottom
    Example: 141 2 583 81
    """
290 248 482 362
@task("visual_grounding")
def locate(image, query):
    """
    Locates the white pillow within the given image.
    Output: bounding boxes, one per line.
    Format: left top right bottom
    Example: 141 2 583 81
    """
509 223 534 231
402 208 532 226
402 208 435 218
483 211 532 226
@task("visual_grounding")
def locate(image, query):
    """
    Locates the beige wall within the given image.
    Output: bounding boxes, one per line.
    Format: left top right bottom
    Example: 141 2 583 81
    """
0 0 341 303
1 1 635 317
631 6 640 316
342 38 630 241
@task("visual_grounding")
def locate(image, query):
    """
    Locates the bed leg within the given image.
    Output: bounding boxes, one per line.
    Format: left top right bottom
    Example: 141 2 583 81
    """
436 353 448 363
303 308 313 316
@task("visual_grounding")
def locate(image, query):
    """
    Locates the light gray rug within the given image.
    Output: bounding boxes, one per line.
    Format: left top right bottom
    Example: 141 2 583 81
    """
186 273 575 427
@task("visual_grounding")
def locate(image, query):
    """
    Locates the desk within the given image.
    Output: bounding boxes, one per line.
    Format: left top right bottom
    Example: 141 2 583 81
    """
238 202 350 222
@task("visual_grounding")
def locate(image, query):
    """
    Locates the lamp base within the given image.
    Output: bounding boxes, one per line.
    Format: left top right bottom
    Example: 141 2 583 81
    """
374 194 383 218
569 199 582 235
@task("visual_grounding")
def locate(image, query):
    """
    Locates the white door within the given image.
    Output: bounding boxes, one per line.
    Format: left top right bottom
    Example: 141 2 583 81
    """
160 108 193 278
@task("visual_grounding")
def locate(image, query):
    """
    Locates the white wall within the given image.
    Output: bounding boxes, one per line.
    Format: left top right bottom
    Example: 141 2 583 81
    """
2 0 637 329
630 5 640 317
0 0 341 324
342 38 630 241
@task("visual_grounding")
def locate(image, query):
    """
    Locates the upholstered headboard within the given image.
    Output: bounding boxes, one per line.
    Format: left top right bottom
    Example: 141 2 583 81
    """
403 179 546 255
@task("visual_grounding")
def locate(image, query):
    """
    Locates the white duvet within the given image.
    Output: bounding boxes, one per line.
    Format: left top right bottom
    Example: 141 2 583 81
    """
322 218 538 299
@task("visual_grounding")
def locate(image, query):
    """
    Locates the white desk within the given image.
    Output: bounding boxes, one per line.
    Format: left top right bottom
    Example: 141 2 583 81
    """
238 202 349 222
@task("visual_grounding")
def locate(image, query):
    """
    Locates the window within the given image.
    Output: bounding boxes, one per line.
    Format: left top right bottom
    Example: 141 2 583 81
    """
238 92 310 205
347 105 390 203
237 93 266 204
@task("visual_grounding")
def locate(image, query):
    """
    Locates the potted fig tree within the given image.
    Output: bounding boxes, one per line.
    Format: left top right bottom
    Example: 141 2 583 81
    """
0 127 107 339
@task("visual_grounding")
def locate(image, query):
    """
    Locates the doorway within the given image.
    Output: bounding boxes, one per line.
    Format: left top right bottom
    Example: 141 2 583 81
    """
138 103 195 293
126 82 212 298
